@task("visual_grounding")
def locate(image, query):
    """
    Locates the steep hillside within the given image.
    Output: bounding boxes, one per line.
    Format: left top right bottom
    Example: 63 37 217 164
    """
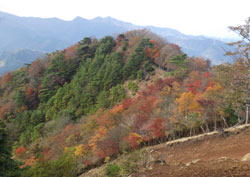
147 26 233 65
82 124 250 177
0 29 248 177
0 11 232 74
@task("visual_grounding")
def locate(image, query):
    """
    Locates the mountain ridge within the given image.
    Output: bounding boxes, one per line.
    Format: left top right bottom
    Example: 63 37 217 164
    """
0 11 232 74
0 28 247 177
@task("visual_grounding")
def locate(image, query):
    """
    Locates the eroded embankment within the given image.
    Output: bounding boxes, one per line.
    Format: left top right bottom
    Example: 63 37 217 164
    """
81 124 250 177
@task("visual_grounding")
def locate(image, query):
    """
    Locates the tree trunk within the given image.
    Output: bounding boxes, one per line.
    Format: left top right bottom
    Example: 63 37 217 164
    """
238 114 241 124
221 116 229 128
205 122 209 132
200 125 206 133
246 106 249 124
214 119 217 130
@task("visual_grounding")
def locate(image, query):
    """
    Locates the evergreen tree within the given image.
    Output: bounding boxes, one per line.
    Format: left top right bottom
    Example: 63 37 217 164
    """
0 121 20 177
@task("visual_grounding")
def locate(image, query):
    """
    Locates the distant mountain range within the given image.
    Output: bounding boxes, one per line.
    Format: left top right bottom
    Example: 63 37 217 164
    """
0 49 44 75
0 11 233 74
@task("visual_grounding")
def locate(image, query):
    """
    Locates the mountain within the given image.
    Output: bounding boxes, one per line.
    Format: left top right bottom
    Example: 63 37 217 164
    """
0 12 135 53
0 49 44 75
0 30 247 176
0 11 232 74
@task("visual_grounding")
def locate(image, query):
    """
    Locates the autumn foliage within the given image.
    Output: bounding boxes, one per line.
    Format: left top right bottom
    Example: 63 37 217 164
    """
0 28 247 176
0 72 13 85
143 118 166 139
15 146 27 157
146 40 160 59
64 44 79 60
126 133 143 149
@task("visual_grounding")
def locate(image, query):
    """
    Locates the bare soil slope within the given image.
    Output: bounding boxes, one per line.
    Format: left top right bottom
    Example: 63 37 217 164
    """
134 125 250 177
82 124 250 177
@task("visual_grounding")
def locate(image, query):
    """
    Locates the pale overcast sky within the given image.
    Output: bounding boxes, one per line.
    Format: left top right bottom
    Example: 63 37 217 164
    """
0 0 249 38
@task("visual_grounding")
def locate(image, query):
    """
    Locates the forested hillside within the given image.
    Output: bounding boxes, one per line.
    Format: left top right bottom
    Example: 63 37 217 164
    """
0 25 249 176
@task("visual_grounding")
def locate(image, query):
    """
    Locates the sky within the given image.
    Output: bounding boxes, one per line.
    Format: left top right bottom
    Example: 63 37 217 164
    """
0 0 249 38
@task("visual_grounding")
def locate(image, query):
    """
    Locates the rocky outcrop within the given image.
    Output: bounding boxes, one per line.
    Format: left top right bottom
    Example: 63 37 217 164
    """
241 153 250 162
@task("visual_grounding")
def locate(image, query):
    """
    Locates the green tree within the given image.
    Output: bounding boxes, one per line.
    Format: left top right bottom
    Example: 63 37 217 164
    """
0 121 21 177
22 153 77 177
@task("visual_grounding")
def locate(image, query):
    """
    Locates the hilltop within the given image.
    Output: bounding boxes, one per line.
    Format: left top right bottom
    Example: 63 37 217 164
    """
0 11 232 74
0 27 248 177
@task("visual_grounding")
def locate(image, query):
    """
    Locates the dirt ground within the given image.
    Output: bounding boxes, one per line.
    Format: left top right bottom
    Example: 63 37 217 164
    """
134 160 250 177
132 128 250 177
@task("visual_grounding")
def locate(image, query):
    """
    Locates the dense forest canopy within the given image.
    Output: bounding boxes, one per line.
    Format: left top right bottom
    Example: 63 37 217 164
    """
0 18 249 176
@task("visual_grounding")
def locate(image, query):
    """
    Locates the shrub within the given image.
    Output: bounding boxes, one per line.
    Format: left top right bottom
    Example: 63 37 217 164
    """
121 160 137 175
127 82 139 95
22 153 77 177
105 164 121 177
15 146 27 157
